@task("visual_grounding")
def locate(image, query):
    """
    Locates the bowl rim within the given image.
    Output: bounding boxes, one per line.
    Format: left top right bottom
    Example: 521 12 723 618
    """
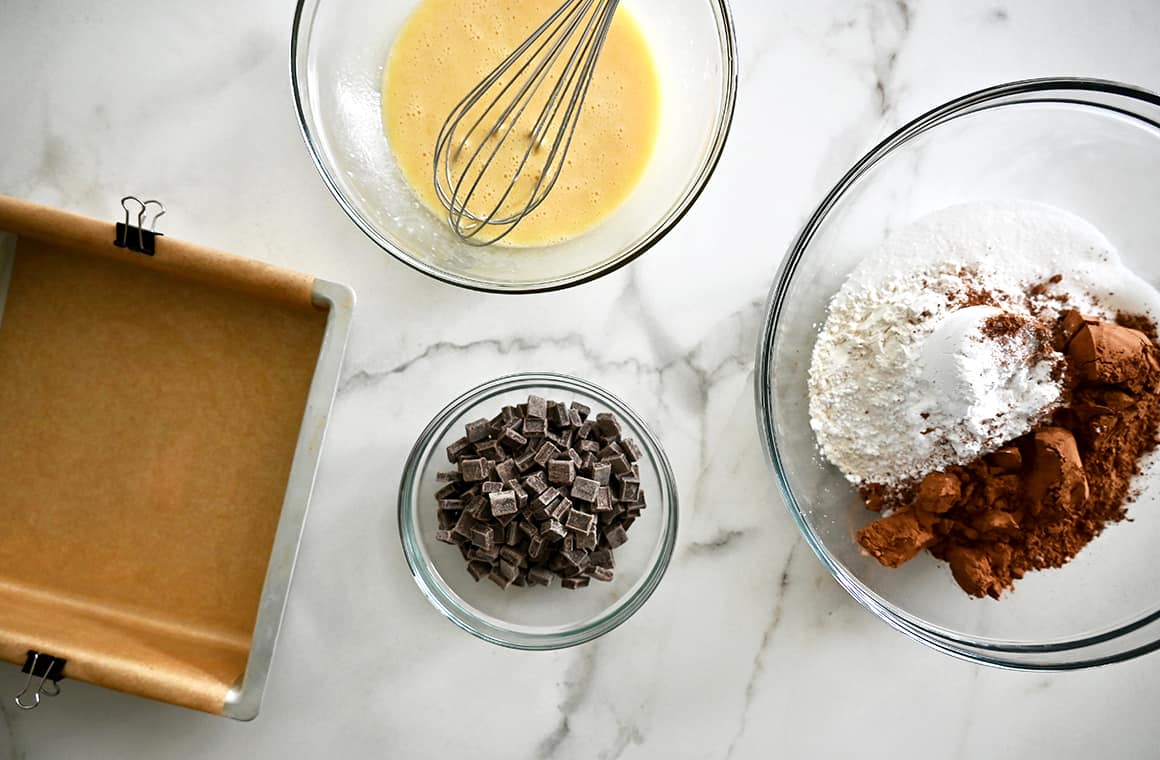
397 371 679 650
755 77 1160 670
289 0 740 294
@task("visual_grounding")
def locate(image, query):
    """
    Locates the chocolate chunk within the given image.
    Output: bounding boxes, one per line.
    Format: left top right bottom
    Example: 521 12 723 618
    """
548 459 577 485
504 521 521 546
561 576 590 590
617 478 640 503
528 535 547 560
438 499 464 512
459 457 489 482
527 567 555 586
475 440 503 461
550 403 570 428
481 480 503 494
534 442 560 467
435 529 456 544
526 394 548 419
620 438 642 463
598 443 623 460
567 447 584 468
469 544 500 562
568 408 584 427
435 483 460 501
549 497 572 521
591 462 612 485
488 570 515 589
605 524 628 549
589 566 614 583
569 401 591 420
470 525 495 550
514 451 537 473
489 490 519 519
576 530 597 551
603 454 630 475
500 427 528 449
565 509 596 535
578 439 601 454
498 559 519 583
590 548 614 569
523 417 546 436
467 561 492 581
465 418 491 443
452 512 478 540
446 436 470 462
525 471 548 494
436 470 461 483
596 413 621 438
594 486 613 513
577 420 595 440
495 458 518 482
570 476 600 503
542 520 567 542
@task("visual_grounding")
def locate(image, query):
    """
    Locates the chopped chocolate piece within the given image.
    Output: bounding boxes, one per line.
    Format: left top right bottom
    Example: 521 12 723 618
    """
459 457 489 482
481 481 503 494
590 548 614 569
548 497 572 521
467 560 492 581
512 483 529 509
577 420 595 440
465 418 491 443
581 452 599 471
514 451 537 472
489 490 519 519
527 567 555 586
434 529 456 544
570 476 600 503
528 535 547 560
617 478 641 503
498 558 519 582
561 576 590 590
570 401 591 419
548 458 577 485
465 495 489 518
598 443 623 460
446 436 470 462
488 570 514 589
437 511 455 530
525 471 549 494
620 438 642 463
435 483 460 501
591 462 612 485
475 440 503 461
523 417 547 436
578 439 601 454
565 509 596 535
458 543 473 561
563 534 575 553
436 470 461 483
534 486 561 509
589 566 614 583
512 573 528 588
576 530 597 551
605 524 628 549
470 525 495 550
596 413 621 438
499 546 525 567
526 394 548 419
469 544 500 562
505 521 521 546
518 520 538 539
452 511 478 540
603 453 630 475
534 441 561 467
438 499 464 511
500 427 528 449
495 458 518 482
550 403 570 428
542 520 567 542
568 408 584 427
594 486 613 513
567 447 584 468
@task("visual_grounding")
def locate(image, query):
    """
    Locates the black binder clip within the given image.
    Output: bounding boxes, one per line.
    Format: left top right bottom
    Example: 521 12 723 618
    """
114 195 165 256
13 650 65 710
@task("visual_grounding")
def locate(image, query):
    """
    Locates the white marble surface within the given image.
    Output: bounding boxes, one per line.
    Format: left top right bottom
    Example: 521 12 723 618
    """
3 0 1160 757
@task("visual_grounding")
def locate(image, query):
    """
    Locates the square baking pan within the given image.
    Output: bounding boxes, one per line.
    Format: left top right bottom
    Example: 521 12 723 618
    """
0 195 353 720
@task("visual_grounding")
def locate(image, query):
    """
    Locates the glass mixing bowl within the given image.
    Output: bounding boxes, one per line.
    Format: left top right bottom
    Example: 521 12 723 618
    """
291 0 737 292
398 373 678 649
756 79 1160 669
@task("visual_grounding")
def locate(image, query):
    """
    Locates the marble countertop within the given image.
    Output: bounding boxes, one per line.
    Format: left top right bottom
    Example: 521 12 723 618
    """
3 0 1160 757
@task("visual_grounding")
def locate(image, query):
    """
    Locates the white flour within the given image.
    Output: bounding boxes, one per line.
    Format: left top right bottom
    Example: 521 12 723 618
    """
808 201 1144 486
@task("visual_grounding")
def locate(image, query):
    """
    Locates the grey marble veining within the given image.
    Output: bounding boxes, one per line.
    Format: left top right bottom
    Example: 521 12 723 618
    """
2 0 1160 758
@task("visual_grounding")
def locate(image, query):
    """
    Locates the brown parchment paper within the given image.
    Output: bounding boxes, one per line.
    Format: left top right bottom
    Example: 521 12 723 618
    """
0 196 328 715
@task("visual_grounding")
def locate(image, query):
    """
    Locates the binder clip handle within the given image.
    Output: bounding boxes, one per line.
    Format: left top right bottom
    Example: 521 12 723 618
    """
114 195 165 255
13 651 65 711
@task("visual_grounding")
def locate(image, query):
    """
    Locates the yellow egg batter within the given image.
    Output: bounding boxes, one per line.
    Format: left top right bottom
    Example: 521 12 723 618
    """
382 0 661 247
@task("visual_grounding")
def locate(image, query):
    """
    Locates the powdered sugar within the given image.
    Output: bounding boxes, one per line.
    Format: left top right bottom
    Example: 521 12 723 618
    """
808 201 1134 486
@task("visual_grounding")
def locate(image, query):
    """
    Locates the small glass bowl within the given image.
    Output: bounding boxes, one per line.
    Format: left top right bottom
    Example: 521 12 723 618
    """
290 0 738 293
398 373 678 649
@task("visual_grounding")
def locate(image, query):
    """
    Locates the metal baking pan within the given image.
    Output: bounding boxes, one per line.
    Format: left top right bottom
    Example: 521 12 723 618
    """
0 195 353 720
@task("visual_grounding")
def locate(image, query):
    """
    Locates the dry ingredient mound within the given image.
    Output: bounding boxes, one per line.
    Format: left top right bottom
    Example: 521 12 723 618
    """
857 312 1160 598
809 202 1117 486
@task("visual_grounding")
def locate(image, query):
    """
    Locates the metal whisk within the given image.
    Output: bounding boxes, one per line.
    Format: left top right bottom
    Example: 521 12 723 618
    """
433 0 620 246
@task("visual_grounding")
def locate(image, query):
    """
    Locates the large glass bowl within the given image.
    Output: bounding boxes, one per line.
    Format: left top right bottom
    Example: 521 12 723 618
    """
398 373 678 649
756 79 1160 669
291 0 737 292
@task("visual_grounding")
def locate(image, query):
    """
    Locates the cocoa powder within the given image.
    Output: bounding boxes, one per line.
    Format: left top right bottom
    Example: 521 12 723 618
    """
857 310 1160 598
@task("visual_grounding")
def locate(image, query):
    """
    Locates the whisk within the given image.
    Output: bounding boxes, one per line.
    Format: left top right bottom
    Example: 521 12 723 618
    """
432 0 620 246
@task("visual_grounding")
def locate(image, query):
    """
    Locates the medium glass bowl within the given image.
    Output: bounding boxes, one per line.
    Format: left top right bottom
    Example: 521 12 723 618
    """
399 373 678 649
756 79 1160 669
291 0 738 293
